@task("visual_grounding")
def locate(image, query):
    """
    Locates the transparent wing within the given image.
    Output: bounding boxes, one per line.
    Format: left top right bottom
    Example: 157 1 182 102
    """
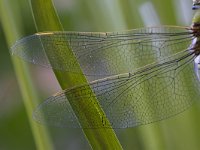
33 50 200 128
11 26 194 77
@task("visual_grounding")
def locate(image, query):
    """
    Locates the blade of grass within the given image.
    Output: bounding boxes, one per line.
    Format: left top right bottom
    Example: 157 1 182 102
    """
0 0 54 150
29 0 123 149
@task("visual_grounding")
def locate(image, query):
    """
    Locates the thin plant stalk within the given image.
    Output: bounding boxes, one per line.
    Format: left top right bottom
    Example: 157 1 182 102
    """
29 0 123 149
0 0 54 150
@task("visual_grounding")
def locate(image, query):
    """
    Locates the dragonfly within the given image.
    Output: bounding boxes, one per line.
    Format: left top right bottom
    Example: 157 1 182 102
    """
11 2 200 128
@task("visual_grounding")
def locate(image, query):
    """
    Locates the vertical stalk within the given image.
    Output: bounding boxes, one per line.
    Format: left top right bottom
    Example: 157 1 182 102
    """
29 0 122 149
0 1 54 150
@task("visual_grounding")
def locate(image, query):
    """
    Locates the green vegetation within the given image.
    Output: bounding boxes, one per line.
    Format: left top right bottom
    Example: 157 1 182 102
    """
29 0 122 149
1 0 200 150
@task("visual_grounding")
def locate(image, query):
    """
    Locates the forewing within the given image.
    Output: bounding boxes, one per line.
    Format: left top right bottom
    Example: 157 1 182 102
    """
11 26 193 77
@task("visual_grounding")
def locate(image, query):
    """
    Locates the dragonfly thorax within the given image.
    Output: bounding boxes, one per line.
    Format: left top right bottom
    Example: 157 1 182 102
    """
192 2 200 56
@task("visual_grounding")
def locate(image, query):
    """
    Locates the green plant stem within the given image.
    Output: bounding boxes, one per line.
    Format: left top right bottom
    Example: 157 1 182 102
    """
0 1 54 150
29 0 123 149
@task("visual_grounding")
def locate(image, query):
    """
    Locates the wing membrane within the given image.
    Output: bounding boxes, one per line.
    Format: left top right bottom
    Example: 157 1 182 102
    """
12 26 200 128
11 26 194 77
33 50 200 128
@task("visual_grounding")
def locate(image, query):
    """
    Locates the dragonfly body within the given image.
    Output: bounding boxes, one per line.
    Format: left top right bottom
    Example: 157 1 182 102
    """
191 8 200 80
11 5 200 128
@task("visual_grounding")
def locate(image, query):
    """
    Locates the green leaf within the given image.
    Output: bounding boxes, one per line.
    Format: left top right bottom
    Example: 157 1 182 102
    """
29 0 123 149
0 0 54 150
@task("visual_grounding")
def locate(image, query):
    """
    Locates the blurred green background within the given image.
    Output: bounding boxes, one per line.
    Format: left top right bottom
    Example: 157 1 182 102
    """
1 0 200 150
